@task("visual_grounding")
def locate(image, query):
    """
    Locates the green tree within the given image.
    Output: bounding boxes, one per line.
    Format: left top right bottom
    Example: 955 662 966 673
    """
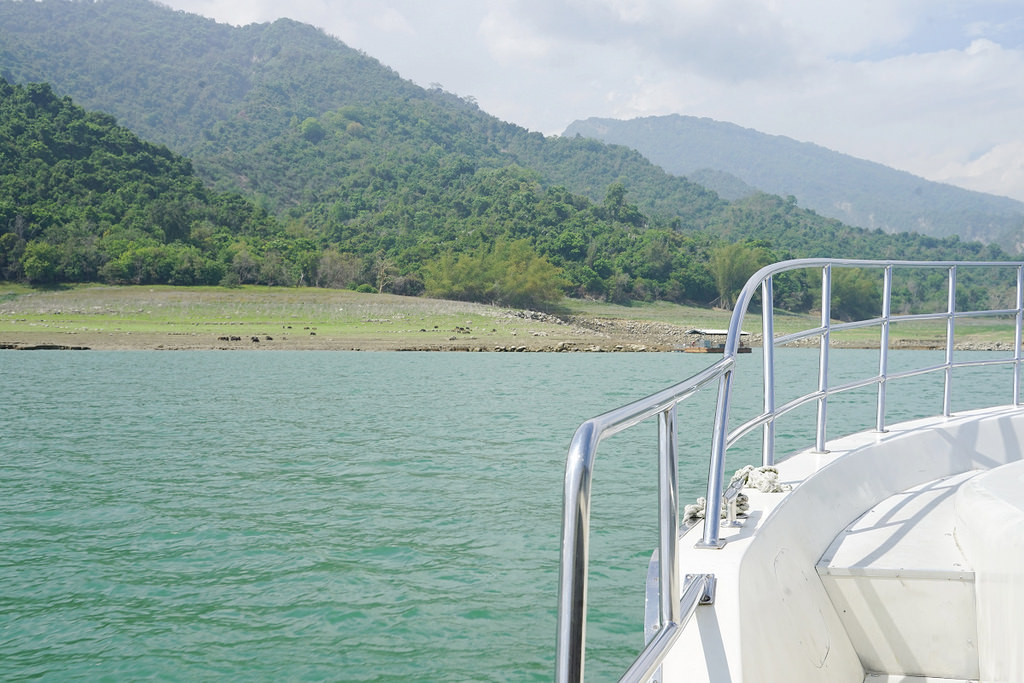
490 239 565 309
709 242 770 308
230 248 260 284
0 232 27 280
423 238 564 310
21 240 61 284
299 117 326 143
831 267 882 321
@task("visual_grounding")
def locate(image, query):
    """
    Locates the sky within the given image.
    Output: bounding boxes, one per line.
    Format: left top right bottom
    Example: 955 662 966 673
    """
160 0 1024 203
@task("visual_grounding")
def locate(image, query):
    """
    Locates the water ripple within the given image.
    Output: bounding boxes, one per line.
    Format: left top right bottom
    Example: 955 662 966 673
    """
1 349 998 680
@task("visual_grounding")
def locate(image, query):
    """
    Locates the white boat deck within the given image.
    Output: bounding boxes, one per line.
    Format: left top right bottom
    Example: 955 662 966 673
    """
817 470 983 681
818 470 980 581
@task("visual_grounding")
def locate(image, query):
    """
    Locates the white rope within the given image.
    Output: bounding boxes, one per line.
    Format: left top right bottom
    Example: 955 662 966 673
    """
682 497 709 523
729 464 792 493
683 465 792 524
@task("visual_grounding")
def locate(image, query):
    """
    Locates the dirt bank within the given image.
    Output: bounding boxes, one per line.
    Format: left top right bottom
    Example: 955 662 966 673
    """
0 314 700 351
1 286 1011 351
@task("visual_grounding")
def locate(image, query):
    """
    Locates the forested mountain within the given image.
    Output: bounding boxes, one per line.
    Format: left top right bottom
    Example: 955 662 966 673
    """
0 0 423 158
0 79 283 285
0 0 1015 313
0 0 723 225
565 115 1024 250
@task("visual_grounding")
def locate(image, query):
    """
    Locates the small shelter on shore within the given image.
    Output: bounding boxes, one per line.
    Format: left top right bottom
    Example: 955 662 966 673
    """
678 328 752 353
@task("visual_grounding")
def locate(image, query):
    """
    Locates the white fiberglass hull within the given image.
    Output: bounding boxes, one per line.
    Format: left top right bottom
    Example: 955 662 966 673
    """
660 405 1024 683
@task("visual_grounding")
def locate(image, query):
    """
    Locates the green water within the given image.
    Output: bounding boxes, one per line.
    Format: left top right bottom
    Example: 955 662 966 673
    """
0 350 1013 681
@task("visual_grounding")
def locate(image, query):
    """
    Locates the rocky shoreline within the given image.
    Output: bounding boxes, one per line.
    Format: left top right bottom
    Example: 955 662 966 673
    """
5 287 1016 352
0 311 1012 352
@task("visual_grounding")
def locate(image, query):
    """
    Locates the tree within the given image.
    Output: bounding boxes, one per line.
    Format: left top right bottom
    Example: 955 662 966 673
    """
602 183 644 226
423 238 564 310
316 248 362 288
21 241 61 284
230 249 260 284
373 252 398 293
0 232 27 280
259 250 293 286
490 238 565 309
709 242 770 309
831 267 881 321
299 117 326 143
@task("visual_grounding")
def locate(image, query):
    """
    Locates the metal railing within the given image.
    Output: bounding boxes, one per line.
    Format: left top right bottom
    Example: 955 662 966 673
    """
555 258 1024 683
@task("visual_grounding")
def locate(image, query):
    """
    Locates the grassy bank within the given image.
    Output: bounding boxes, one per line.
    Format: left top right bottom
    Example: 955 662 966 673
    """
0 284 1015 351
0 284 705 350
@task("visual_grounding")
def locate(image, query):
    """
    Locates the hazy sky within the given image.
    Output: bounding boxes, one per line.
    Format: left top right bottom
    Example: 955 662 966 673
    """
160 0 1024 202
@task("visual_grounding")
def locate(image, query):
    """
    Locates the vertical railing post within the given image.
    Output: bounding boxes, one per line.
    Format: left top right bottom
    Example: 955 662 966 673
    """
1015 265 1023 405
658 406 681 627
555 423 598 683
876 265 892 432
944 265 957 416
816 264 832 453
698 369 733 549
761 277 776 466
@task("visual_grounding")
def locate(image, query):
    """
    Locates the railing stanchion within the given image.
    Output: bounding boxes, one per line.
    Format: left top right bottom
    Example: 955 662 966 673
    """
699 369 733 549
761 277 776 466
555 423 598 683
944 265 957 416
816 265 831 452
877 265 892 432
1015 265 1023 405
658 406 681 626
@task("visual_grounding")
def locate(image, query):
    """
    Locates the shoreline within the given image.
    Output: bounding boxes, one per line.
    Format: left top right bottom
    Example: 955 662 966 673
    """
0 330 1007 352
1 285 1011 352
0 327 684 352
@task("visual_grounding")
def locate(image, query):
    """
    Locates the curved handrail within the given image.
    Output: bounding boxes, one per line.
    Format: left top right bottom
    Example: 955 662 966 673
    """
556 258 1024 683
555 359 730 683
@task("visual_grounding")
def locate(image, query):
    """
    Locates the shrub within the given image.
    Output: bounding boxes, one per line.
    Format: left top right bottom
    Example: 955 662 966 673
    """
423 237 564 310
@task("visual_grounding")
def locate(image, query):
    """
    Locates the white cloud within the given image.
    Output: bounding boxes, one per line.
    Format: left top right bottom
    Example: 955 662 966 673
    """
933 140 1024 200
763 0 920 57
478 4 555 64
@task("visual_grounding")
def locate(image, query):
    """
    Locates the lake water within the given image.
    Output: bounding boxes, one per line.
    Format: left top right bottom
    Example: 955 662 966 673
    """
1 350 1015 681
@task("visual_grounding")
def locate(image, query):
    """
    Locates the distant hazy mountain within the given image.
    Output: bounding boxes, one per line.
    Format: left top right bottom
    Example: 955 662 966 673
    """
564 115 1024 249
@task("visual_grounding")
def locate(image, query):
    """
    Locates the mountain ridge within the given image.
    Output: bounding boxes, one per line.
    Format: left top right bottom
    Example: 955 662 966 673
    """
0 0 1014 312
564 114 1024 249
